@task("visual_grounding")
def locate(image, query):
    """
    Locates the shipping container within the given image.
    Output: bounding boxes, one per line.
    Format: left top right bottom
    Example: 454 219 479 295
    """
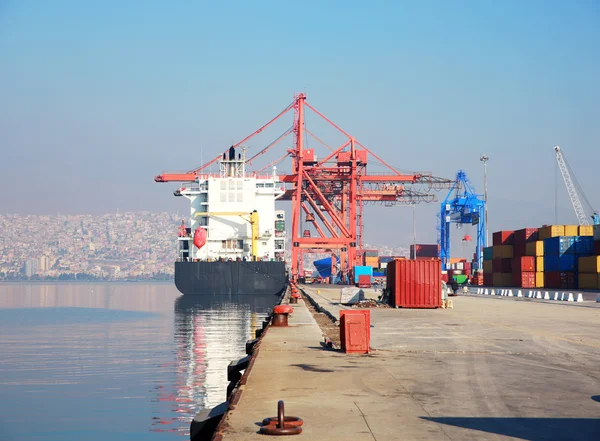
379 256 395 264
526 241 544 257
538 225 565 240
492 273 503 287
483 246 494 261
513 256 535 272
595 240 600 255
410 244 439 258
544 271 577 289
564 225 579 237
353 266 373 284
536 256 544 272
357 274 371 288
483 260 493 274
364 250 378 257
514 228 539 243
594 225 600 241
578 273 600 290
544 254 577 272
578 256 600 273
386 259 442 308
492 245 514 259
544 236 575 255
513 241 527 258
578 225 594 237
513 271 535 288
493 230 515 246
454 274 468 284
483 273 492 286
535 272 544 288
574 236 594 256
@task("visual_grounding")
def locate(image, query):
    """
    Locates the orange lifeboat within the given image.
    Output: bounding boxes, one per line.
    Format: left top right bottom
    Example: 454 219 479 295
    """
193 227 207 249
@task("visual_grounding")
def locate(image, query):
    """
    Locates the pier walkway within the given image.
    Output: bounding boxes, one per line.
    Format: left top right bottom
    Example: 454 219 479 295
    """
218 285 600 440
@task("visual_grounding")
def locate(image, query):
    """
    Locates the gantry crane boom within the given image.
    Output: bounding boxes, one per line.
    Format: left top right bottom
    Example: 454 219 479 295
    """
554 146 599 226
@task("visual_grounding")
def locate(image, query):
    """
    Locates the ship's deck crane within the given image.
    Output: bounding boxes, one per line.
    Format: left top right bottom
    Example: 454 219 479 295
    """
156 94 454 282
554 146 599 226
438 170 487 271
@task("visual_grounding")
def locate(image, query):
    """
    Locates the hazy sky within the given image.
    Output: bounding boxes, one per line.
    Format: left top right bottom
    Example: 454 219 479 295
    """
1 1 599 246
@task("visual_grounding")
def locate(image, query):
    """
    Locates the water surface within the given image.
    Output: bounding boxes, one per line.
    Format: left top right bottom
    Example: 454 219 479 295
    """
0 283 275 440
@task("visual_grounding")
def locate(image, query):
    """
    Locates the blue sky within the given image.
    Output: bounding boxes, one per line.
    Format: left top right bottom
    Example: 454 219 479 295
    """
1 1 598 245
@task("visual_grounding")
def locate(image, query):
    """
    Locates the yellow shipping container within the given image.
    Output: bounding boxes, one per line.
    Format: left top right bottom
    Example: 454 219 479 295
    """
483 260 493 274
578 273 600 290
538 225 565 240
578 225 594 236
526 241 544 256
536 256 544 272
535 272 544 288
564 225 579 236
578 256 600 273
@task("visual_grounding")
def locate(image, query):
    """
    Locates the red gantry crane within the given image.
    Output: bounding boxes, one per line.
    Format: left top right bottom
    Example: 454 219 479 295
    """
156 94 452 283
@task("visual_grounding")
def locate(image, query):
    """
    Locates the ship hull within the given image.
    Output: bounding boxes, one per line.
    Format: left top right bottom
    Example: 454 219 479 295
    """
174 261 287 296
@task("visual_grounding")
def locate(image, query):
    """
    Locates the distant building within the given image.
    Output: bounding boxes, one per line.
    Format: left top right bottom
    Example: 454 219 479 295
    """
22 259 36 277
38 255 49 272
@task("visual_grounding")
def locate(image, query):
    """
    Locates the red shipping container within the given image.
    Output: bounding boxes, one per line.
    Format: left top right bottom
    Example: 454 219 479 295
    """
339 310 370 354
492 259 502 273
387 259 442 308
357 274 371 288
545 272 577 289
493 259 512 273
512 271 535 288
595 241 600 255
513 256 535 272
483 273 492 286
441 273 449 283
514 228 539 243
464 262 472 274
493 230 515 246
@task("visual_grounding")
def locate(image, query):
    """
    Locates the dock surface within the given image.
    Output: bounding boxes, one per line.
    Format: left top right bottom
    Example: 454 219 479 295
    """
219 285 600 440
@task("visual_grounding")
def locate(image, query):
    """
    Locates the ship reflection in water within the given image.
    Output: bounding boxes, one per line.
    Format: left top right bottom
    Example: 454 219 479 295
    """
0 283 276 440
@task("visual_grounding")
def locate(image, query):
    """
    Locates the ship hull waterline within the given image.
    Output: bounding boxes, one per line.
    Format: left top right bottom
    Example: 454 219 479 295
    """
174 261 287 296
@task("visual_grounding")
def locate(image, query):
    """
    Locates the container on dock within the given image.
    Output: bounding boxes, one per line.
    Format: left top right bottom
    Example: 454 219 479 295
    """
410 244 439 258
544 236 575 255
578 256 600 273
492 273 511 287
493 230 515 246
535 272 544 288
513 271 535 288
564 225 579 237
363 250 378 257
544 271 577 289
544 254 576 272
578 273 600 290
483 246 494 261
513 256 535 272
514 228 539 243
386 259 441 308
595 240 600 255
574 236 594 256
513 241 527 258
594 225 600 241
353 266 373 284
526 241 544 257
538 225 565 240
579 225 594 237
492 245 513 259
483 260 493 274
536 256 544 272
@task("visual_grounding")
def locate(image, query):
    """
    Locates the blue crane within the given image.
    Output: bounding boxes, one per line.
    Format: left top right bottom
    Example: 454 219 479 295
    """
438 170 487 271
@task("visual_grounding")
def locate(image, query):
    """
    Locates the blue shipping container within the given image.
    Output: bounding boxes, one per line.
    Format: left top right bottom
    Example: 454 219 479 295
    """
574 236 594 256
544 236 575 255
544 254 577 272
379 256 395 264
354 266 373 283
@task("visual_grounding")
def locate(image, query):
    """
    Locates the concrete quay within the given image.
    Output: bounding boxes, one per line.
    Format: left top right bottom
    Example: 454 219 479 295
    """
217 285 600 440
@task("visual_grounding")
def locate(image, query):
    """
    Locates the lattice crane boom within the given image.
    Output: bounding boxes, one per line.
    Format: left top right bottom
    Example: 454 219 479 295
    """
554 146 598 226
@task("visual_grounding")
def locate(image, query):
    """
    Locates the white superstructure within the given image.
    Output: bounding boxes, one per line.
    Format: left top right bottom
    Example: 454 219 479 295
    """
176 147 286 261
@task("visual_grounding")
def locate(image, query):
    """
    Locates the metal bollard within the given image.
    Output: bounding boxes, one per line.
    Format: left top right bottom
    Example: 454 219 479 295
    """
259 400 303 435
272 305 293 327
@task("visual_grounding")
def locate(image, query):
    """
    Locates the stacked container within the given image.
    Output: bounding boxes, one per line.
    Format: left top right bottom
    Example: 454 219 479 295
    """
386 259 442 308
362 250 379 268
482 223 600 289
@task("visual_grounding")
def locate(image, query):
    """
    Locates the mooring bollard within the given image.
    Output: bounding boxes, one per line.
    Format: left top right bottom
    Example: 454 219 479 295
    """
259 400 303 435
272 305 294 327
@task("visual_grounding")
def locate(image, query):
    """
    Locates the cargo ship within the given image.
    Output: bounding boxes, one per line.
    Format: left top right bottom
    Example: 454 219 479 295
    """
171 146 288 296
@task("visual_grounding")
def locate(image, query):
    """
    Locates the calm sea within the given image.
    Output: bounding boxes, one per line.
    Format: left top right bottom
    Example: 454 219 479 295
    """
0 282 275 441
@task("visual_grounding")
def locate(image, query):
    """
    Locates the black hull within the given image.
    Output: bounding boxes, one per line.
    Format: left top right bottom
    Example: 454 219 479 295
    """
174 261 287 296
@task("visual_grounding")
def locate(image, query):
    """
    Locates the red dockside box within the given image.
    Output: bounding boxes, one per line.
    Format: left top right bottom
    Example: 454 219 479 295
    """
514 228 538 243
387 259 442 308
340 310 370 354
